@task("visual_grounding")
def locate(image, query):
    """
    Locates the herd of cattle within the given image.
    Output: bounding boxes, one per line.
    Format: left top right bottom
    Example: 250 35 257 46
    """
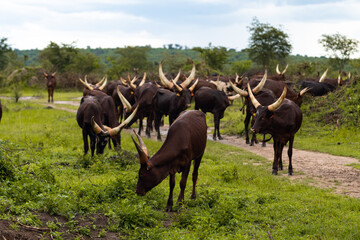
1 62 349 211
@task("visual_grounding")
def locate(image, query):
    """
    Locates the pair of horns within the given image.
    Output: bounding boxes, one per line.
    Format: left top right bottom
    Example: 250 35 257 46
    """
79 75 107 90
229 70 268 97
159 61 196 89
91 105 138 138
276 64 288 75
247 82 287 112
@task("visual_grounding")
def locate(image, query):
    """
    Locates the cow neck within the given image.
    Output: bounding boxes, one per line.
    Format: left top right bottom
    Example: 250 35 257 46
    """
150 147 181 176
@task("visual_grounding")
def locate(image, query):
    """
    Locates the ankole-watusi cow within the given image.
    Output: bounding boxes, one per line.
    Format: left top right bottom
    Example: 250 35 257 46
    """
248 84 303 175
44 72 56 103
132 110 207 212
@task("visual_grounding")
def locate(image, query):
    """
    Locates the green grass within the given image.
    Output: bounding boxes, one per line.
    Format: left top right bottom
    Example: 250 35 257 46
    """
0 97 360 239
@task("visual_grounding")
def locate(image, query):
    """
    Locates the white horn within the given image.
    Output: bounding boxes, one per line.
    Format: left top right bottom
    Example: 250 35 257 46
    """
252 70 267 94
268 87 287 112
247 83 261 109
319 69 328 83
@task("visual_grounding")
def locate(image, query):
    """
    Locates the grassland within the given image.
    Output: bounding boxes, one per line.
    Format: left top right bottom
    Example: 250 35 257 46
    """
0 90 360 239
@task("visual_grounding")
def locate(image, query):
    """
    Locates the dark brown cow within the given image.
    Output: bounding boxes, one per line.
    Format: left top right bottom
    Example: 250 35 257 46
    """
248 85 303 175
76 96 110 156
119 82 158 137
194 87 231 140
132 110 207 212
44 72 56 103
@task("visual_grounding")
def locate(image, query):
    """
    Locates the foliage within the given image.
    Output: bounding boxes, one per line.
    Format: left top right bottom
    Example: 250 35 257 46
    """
319 33 359 71
247 17 292 68
193 43 232 75
107 46 153 79
231 60 252 74
0 37 13 71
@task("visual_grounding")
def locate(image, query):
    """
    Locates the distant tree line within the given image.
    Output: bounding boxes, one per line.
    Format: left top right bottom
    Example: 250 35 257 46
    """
1 16 359 91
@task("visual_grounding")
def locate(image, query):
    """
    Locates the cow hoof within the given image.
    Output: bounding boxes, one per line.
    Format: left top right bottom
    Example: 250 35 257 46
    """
272 170 278 175
250 142 254 146
213 136 216 141
288 172 293 176
246 140 250 144
218 136 223 140
262 143 266 147
165 206 173 212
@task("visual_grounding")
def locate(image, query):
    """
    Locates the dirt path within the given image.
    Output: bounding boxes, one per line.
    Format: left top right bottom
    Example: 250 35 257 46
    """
41 101 360 198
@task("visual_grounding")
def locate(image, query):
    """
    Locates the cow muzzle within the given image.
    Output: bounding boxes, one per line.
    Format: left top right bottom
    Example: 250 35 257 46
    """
186 104 191 108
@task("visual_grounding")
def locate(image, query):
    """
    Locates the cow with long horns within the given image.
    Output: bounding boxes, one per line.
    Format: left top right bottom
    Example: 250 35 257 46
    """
44 72 57 103
194 87 234 140
132 110 207 212
248 84 303 175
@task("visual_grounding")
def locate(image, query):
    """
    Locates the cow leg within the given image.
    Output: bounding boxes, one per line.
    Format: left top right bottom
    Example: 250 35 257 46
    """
90 135 96 157
288 136 294 175
244 111 251 144
82 130 89 155
51 89 54 103
272 141 279 175
191 155 203 199
48 89 51 103
213 114 222 140
146 115 153 138
177 165 191 208
155 113 162 140
250 132 257 146
278 143 285 171
138 118 143 136
262 134 266 147
166 173 175 212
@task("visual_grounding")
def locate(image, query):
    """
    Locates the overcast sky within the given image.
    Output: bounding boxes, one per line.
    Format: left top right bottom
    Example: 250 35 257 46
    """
1 0 360 57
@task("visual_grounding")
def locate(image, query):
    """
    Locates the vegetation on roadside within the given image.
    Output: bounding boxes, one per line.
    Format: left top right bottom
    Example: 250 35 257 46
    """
0 95 360 238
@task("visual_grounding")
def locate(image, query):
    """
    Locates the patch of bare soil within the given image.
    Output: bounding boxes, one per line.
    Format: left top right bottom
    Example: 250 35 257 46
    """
0 213 120 239
217 134 360 198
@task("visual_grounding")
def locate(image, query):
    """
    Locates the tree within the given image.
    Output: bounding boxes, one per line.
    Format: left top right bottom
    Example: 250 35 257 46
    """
0 37 12 70
193 43 230 74
247 17 292 68
319 33 359 71
38 42 78 72
107 46 152 78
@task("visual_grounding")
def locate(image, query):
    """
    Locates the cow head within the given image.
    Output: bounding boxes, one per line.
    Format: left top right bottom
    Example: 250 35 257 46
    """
131 130 163 196
171 79 198 109
248 83 287 134
44 71 56 84
91 106 138 152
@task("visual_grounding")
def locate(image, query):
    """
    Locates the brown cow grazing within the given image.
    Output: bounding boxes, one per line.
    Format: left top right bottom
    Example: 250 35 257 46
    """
248 84 303 175
44 72 56 103
132 110 207 212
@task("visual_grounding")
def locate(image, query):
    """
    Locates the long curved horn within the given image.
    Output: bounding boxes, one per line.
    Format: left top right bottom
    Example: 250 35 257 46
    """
228 94 241 101
172 79 183 92
180 62 196 88
120 77 128 86
159 61 174 89
268 87 287 112
51 71 57 77
247 83 261 109
139 72 146 87
95 76 105 86
252 70 267 94
229 79 248 97
337 74 342 85
107 106 139 137
117 86 133 112
91 116 104 135
299 87 311 96
276 64 281 75
131 129 149 165
319 68 328 83
282 64 288 75
173 70 181 84
235 73 239 84
79 78 94 90
127 77 137 90
98 76 107 90
131 75 138 84
188 78 198 92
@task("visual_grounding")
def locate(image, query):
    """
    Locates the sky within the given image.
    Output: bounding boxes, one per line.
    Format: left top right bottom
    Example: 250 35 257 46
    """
1 0 360 57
